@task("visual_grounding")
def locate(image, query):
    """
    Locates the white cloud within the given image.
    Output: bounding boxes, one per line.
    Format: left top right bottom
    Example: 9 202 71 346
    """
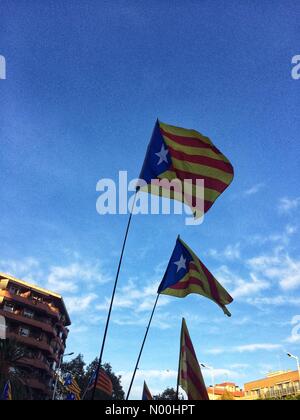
244 183 265 196
231 273 269 299
235 343 282 352
207 244 240 261
206 343 282 354
0 257 41 282
47 262 111 293
278 197 300 214
64 293 98 314
247 250 300 291
96 277 170 316
246 295 300 307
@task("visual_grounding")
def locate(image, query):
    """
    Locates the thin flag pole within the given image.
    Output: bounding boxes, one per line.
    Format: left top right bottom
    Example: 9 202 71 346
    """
126 293 160 400
91 188 139 400
176 319 183 399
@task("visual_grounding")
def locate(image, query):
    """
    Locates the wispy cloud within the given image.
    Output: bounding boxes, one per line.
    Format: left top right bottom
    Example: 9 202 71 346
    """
278 197 300 214
207 243 240 261
46 261 111 294
64 293 98 314
247 250 300 291
244 183 265 196
206 343 282 354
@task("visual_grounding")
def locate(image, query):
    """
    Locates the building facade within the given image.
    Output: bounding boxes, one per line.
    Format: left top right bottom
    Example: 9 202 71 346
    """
207 382 245 400
244 370 300 400
0 273 71 399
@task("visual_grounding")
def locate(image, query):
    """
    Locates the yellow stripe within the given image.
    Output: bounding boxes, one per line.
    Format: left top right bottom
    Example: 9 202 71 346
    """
172 157 233 184
159 121 212 145
163 136 230 163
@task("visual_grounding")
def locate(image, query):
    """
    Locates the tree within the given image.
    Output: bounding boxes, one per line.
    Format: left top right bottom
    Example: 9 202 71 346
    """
58 354 125 400
83 359 125 400
0 338 30 400
218 390 235 400
153 387 184 400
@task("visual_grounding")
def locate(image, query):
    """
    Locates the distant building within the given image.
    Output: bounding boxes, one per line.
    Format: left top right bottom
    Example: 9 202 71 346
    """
0 273 71 400
207 382 245 400
244 370 300 400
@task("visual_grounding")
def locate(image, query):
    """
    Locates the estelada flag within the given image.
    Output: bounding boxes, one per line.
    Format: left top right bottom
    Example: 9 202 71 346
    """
179 318 209 400
139 120 234 218
142 381 153 400
158 236 233 316
1 381 12 400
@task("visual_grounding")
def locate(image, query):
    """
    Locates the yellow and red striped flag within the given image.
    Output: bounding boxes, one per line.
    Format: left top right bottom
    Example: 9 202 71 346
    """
140 120 234 218
142 381 153 400
94 368 113 397
178 318 209 400
158 237 233 316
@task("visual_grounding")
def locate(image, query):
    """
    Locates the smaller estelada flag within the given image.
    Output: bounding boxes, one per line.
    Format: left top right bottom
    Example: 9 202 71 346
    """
158 236 233 316
64 374 81 400
179 318 209 400
142 381 153 400
90 368 113 397
1 380 12 400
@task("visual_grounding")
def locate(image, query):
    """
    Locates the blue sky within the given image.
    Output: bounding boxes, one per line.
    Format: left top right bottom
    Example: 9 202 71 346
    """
1 0 300 398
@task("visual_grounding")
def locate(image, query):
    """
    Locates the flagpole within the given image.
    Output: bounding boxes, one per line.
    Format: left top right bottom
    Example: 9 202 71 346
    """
91 188 139 400
176 318 183 399
126 293 160 400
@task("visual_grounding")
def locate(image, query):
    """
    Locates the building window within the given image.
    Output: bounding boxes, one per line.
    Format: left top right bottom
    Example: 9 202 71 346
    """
23 308 34 319
9 286 18 295
3 302 14 313
19 327 30 337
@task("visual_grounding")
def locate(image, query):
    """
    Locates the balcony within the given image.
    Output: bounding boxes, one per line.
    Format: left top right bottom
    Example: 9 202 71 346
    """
0 308 57 336
6 331 55 356
25 378 52 396
18 357 54 376
0 290 60 321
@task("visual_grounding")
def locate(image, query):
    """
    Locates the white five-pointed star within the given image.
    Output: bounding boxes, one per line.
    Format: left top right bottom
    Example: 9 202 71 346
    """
155 144 169 165
174 254 187 272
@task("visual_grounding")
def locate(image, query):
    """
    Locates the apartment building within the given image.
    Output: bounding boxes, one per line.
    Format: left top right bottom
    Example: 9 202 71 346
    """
244 370 300 400
0 273 71 399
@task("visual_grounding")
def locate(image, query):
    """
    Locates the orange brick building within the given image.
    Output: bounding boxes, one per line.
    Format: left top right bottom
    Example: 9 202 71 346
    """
244 370 300 399
207 382 245 400
0 273 71 399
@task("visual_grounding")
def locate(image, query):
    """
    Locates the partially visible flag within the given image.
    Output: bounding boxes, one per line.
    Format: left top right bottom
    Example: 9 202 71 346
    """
64 374 81 400
142 381 153 400
88 368 113 397
157 236 233 316
1 380 12 400
179 318 209 400
140 120 234 218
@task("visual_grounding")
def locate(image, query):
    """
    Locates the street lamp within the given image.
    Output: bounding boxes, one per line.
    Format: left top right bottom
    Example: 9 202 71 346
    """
52 351 74 400
201 363 215 399
287 352 300 390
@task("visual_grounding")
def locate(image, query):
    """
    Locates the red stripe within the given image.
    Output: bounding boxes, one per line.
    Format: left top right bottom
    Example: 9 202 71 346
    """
173 167 229 193
198 259 221 304
169 277 204 290
183 330 197 360
160 127 223 156
168 146 233 174
186 365 209 400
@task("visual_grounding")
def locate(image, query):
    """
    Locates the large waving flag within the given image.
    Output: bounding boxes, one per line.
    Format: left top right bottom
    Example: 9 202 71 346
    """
64 374 81 400
1 380 12 400
142 381 153 400
140 120 234 218
158 237 233 316
179 318 208 400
